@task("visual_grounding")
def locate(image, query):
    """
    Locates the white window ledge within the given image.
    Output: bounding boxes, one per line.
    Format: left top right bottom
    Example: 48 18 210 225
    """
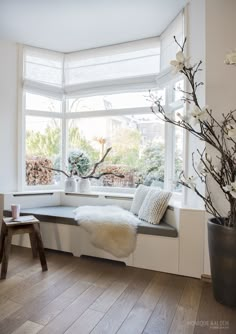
64 191 134 200
3 189 205 212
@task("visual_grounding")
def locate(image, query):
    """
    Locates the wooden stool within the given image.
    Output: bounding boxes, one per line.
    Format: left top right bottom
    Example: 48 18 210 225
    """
0 216 48 279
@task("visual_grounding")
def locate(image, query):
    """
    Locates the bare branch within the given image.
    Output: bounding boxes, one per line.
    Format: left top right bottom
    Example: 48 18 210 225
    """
41 166 71 178
83 172 125 180
84 147 112 178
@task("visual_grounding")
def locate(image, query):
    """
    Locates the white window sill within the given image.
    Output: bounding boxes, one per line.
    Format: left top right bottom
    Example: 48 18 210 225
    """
9 188 183 206
4 189 205 211
64 191 134 199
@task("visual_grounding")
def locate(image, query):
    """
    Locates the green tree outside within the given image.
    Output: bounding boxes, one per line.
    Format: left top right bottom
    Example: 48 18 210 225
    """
68 127 99 162
139 141 165 185
26 126 60 158
109 128 142 168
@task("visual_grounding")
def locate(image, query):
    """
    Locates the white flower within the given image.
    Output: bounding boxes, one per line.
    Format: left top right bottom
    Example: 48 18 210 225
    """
225 50 236 65
190 106 208 124
223 181 236 198
170 51 186 73
180 174 197 190
227 127 236 139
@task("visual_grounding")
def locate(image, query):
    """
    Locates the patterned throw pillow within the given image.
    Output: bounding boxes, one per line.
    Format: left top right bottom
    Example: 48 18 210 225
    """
130 185 150 216
138 189 172 224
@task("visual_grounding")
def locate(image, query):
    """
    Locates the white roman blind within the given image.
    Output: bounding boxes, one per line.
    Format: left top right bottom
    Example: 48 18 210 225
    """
160 12 184 71
23 47 64 88
64 37 160 94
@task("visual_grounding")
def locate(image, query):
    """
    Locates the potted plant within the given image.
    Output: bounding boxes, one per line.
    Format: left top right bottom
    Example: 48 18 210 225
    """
67 150 92 192
151 37 236 307
68 150 91 177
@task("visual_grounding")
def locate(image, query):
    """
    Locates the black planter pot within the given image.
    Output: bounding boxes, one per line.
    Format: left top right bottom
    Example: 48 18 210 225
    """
208 218 236 307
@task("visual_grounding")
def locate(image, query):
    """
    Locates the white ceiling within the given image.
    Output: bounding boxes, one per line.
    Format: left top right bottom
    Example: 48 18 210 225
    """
0 0 187 52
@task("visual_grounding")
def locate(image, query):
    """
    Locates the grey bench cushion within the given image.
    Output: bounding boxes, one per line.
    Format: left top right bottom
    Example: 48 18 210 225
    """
4 205 177 238
136 219 177 237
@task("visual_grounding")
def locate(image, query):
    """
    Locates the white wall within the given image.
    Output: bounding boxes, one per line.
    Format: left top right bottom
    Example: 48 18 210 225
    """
188 0 236 275
0 40 18 192
205 0 236 217
204 0 236 274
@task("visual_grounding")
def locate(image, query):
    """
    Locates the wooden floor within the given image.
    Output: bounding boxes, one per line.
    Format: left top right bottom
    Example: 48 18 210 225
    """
0 247 235 334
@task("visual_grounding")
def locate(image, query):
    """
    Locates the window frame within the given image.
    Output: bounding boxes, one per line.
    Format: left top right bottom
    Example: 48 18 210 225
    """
22 90 65 190
21 79 184 194
19 42 185 195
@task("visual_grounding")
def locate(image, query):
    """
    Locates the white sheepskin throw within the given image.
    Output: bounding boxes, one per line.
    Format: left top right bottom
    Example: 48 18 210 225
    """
74 205 139 258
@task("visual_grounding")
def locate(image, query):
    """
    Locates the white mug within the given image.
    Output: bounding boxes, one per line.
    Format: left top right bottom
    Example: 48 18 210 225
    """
11 204 20 220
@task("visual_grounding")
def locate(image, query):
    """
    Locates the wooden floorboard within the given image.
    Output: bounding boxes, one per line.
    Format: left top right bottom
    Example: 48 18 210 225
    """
193 283 236 334
0 246 235 334
168 278 203 334
143 274 188 334
64 308 104 334
116 272 169 334
10 320 43 334
90 269 155 334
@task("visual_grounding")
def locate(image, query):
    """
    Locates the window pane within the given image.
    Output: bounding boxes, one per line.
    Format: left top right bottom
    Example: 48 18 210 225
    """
67 114 165 188
25 116 61 186
67 90 165 112
25 92 62 113
174 109 184 192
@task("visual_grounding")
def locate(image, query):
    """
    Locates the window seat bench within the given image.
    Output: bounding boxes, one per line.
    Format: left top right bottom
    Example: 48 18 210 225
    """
1 192 205 278
3 205 180 274
4 205 177 238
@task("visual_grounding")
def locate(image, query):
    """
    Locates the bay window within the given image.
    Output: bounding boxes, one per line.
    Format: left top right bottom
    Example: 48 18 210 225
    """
21 12 184 193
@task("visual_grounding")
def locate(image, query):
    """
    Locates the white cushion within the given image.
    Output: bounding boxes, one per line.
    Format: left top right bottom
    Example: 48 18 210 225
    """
130 185 150 215
138 189 172 225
